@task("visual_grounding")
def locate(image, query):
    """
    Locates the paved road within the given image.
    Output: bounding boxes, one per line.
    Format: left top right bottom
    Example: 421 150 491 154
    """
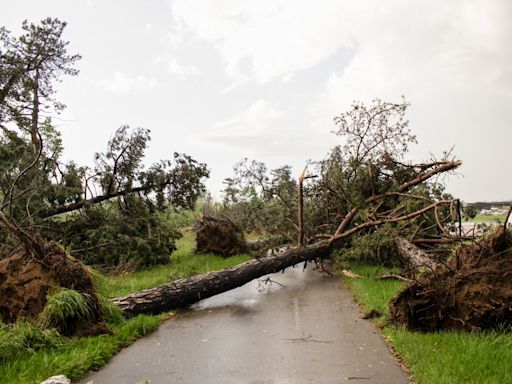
79 266 409 384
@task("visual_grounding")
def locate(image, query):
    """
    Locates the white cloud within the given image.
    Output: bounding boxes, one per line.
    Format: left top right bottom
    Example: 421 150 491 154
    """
190 99 332 164
171 0 354 84
94 72 158 94
191 99 283 154
194 100 283 150
166 58 201 79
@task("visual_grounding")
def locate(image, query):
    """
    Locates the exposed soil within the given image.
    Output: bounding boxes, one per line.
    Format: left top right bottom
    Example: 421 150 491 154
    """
390 228 512 331
0 242 108 337
195 216 247 256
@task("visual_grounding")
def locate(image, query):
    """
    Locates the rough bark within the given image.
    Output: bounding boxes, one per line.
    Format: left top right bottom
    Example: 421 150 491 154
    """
113 241 331 316
395 237 437 271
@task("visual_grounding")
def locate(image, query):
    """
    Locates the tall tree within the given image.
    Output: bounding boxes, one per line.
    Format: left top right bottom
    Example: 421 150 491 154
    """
0 18 80 153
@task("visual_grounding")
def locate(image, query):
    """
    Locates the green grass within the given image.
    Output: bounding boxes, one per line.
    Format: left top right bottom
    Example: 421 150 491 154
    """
95 230 252 298
1 229 252 383
0 315 161 384
342 262 512 384
38 289 95 334
464 214 506 223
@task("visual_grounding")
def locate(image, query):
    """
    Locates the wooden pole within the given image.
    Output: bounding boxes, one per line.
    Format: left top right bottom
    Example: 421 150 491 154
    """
297 165 307 246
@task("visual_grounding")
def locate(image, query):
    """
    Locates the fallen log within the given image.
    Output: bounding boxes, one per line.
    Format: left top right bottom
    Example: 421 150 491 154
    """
376 273 412 282
114 201 458 316
113 241 331 316
395 237 437 271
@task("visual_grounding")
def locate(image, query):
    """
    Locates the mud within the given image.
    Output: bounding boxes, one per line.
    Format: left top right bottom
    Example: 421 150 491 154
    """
0 242 107 336
79 267 409 384
390 228 512 331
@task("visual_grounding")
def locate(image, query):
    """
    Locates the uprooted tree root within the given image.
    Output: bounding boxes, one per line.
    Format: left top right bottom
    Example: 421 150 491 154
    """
195 216 248 256
389 228 512 332
0 242 108 337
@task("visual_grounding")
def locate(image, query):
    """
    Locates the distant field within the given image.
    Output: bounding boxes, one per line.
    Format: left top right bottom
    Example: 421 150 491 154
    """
464 214 506 223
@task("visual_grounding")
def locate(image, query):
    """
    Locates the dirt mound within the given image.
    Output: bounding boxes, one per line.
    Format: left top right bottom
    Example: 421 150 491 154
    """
195 216 247 256
0 242 108 337
389 228 512 331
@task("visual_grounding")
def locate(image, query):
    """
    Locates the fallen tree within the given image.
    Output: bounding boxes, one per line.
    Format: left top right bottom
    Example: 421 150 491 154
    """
394 237 437 271
114 196 462 315
195 215 247 256
113 241 330 315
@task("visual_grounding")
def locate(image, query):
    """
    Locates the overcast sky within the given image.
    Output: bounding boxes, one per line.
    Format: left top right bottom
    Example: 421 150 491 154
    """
2 0 511 202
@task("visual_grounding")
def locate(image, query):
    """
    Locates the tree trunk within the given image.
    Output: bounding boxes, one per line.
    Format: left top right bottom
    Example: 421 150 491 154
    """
395 237 437 270
113 241 331 316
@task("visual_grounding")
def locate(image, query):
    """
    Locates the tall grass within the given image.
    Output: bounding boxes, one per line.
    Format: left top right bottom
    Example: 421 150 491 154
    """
342 261 512 384
38 289 94 334
0 321 62 364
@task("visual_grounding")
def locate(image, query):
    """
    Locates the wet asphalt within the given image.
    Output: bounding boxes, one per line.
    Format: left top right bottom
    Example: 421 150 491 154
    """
78 266 410 384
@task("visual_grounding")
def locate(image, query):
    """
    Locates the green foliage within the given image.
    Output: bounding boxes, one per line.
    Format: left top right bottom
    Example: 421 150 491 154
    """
463 204 477 220
336 224 401 265
220 159 297 240
220 99 457 267
0 20 209 270
56 202 181 268
38 289 94 334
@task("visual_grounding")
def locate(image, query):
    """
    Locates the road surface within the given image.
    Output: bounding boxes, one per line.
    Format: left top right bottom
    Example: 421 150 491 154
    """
78 266 409 384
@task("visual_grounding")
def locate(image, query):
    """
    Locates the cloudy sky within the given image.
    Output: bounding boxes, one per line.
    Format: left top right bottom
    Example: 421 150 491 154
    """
2 0 511 202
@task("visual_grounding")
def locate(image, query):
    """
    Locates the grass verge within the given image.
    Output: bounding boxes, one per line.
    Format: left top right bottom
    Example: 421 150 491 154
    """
342 262 512 384
1 229 252 383
0 314 162 384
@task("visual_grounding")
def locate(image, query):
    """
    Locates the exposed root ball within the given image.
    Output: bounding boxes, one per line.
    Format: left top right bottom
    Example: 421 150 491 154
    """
0 242 108 336
389 229 512 331
195 216 247 256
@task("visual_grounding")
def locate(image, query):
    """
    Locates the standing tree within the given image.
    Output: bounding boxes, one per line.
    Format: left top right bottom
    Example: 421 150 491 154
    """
0 18 80 256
